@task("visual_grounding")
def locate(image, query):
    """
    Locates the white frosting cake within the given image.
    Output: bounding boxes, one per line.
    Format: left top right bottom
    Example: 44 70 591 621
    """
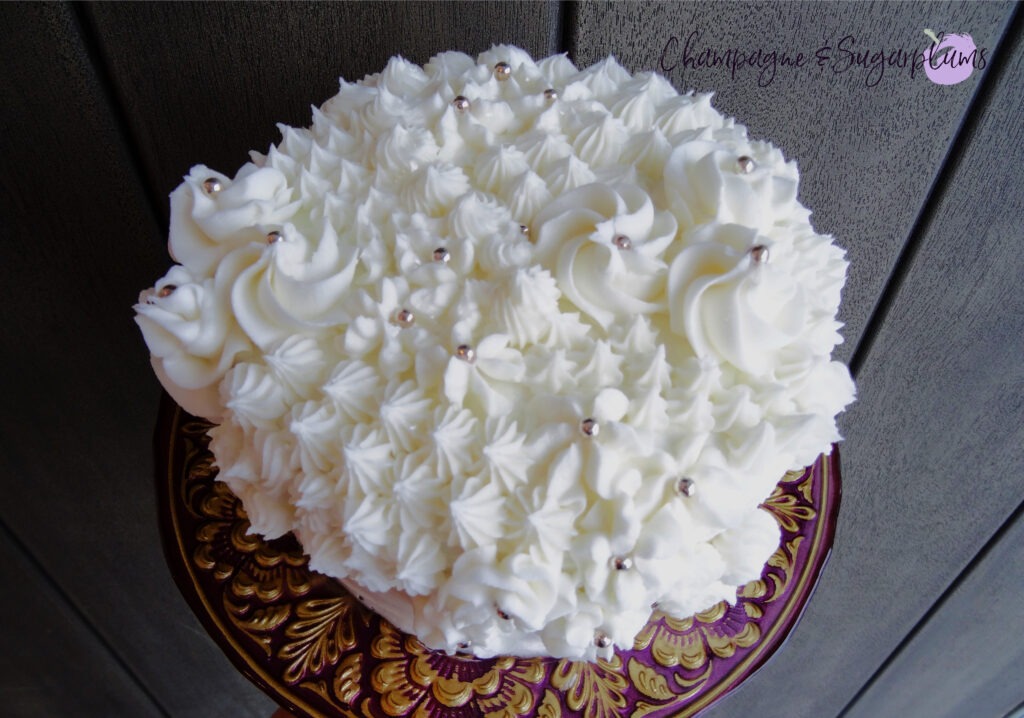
136 46 855 662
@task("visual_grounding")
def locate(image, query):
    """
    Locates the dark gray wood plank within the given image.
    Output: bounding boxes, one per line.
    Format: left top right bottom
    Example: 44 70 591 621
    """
85 0 562 222
0 3 274 716
0 527 161 717
703 11 1024 718
843 506 1024 718
570 1 1012 364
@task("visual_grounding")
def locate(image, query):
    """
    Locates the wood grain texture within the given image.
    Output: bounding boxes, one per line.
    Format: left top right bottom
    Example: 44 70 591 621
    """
85 0 562 225
843 506 1024 718
836 13 1024 716
0 527 161 717
0 3 274 716
700 10 1024 718
570 1 1012 365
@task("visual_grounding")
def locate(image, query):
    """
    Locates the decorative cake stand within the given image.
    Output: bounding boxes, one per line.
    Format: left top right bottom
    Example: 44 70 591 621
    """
156 393 840 718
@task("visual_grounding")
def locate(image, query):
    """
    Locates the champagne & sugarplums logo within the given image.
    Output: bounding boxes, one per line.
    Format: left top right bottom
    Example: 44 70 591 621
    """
658 28 988 88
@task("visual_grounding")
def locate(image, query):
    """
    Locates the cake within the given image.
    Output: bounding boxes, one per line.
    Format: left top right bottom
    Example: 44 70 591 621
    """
135 46 855 663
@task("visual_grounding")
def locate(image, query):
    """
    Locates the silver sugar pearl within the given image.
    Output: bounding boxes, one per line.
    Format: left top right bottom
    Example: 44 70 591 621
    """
737 155 757 174
157 285 177 298
494 62 512 80
455 344 476 363
266 230 284 244
610 556 633 571
594 631 612 649
613 234 632 250
676 477 696 497
580 418 600 437
392 308 415 328
456 641 472 652
432 247 450 263
202 177 222 194
452 95 471 112
496 606 511 621
749 244 770 264
520 224 530 236
543 88 558 102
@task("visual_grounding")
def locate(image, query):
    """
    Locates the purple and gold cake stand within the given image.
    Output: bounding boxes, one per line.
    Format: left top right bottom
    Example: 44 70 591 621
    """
156 394 840 718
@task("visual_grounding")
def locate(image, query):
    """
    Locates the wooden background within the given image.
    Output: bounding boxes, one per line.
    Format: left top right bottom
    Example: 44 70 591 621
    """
1 2 1021 716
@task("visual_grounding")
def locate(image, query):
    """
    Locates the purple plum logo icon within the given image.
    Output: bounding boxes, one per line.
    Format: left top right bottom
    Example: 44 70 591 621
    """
922 29 978 85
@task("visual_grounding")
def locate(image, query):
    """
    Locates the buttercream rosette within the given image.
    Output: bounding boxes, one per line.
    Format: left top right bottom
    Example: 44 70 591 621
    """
136 46 854 662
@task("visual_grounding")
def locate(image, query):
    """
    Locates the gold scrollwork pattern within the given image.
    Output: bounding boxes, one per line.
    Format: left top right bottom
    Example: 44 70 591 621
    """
167 408 831 718
369 621 547 717
279 597 369 684
550 655 628 718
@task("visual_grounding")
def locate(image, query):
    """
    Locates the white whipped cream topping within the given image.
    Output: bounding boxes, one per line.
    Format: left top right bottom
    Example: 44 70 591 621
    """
137 46 855 662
